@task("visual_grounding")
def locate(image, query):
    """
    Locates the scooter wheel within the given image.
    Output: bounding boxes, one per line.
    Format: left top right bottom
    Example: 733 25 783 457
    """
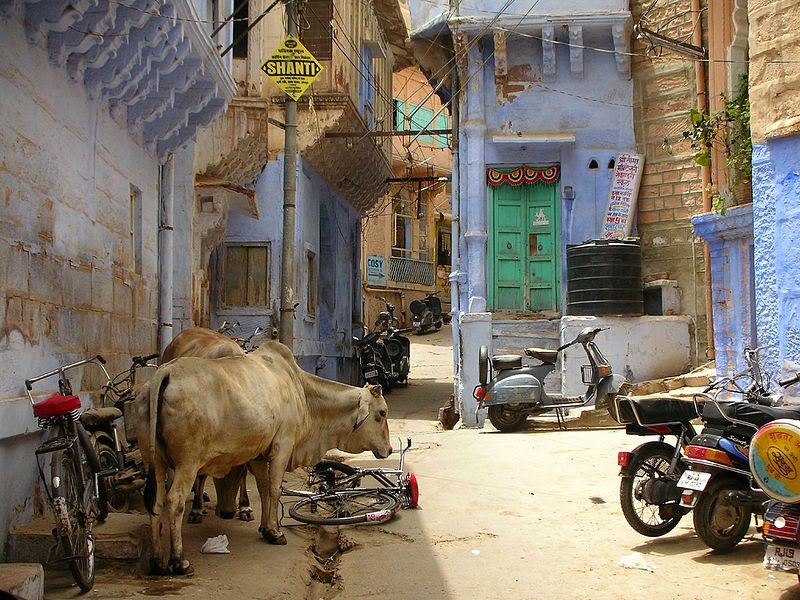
487 405 527 432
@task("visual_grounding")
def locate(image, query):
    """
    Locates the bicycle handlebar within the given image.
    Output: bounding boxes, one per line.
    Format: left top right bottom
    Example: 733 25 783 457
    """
25 355 107 391
133 352 160 366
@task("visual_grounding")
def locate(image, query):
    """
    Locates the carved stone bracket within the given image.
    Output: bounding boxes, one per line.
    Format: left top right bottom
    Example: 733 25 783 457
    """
542 26 556 79
612 22 631 78
6 0 236 161
569 25 583 77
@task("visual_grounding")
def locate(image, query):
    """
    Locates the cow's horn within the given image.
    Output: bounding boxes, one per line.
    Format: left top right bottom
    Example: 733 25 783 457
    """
353 412 368 432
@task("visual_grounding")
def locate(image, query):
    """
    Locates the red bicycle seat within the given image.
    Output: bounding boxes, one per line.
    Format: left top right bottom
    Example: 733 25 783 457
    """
33 394 81 419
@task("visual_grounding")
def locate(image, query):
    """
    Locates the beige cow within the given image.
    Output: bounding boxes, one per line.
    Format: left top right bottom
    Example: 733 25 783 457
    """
161 327 250 523
138 340 392 575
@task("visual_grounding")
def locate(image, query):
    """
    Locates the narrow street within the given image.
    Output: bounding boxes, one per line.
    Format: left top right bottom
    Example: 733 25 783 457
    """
42 328 800 599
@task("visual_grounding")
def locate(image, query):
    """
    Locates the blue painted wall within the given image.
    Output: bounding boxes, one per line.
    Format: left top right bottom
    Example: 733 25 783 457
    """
753 138 800 383
215 154 361 383
455 26 634 315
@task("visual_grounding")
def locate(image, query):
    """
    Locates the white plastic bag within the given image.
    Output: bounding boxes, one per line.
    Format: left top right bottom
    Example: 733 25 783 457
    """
619 551 656 572
201 534 231 554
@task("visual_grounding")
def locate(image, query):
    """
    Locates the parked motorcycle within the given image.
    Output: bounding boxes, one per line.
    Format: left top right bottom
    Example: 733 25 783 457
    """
676 348 800 552
81 353 159 512
743 373 800 578
410 292 444 334
354 299 411 392
474 327 629 432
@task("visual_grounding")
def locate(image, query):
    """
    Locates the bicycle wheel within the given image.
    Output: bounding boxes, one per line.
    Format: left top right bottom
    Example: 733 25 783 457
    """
94 437 127 513
289 489 399 525
77 424 108 522
51 449 96 592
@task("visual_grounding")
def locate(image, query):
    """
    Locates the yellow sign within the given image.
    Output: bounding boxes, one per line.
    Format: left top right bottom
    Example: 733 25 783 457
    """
261 35 323 101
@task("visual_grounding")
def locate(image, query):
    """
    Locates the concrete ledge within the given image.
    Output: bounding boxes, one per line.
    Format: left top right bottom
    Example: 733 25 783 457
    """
7 513 146 564
0 563 43 600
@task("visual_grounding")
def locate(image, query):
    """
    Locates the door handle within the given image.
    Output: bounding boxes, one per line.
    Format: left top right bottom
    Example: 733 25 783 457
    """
529 233 537 256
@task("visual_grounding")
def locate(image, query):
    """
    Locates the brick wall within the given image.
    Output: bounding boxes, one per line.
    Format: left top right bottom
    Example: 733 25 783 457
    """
631 0 709 361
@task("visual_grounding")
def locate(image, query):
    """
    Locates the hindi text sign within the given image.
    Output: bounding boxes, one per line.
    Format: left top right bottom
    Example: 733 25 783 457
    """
602 153 645 239
261 36 322 101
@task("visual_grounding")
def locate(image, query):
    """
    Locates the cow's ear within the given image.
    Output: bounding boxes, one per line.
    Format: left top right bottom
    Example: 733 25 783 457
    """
367 384 382 397
353 392 371 432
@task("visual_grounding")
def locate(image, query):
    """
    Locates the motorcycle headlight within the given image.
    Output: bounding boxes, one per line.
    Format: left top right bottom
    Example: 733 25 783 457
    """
385 340 402 358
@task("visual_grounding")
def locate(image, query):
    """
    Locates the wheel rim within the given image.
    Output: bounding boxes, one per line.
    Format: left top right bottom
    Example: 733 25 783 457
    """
55 451 96 590
631 457 674 528
290 490 399 525
489 405 525 426
619 447 684 536
96 446 128 512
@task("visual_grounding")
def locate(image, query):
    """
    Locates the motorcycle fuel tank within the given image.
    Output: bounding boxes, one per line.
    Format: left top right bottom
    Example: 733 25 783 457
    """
484 372 543 405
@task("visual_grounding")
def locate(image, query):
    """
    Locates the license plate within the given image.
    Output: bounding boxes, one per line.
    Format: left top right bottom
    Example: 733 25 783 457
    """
764 544 800 573
677 470 712 492
364 370 378 379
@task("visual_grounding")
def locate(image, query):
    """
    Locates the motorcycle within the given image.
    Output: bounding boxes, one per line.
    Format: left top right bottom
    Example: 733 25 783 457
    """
743 373 800 578
354 330 393 391
474 327 629 432
676 349 800 552
81 353 159 512
410 292 444 334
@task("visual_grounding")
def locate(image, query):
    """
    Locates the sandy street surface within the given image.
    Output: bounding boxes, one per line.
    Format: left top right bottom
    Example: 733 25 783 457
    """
45 326 800 599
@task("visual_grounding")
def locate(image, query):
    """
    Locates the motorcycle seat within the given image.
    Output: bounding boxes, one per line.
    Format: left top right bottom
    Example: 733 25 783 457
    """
616 396 699 426
523 347 558 364
703 401 800 430
492 355 522 370
81 406 123 430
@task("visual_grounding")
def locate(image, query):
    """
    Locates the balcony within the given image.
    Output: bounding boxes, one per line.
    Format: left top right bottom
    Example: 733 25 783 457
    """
389 256 435 286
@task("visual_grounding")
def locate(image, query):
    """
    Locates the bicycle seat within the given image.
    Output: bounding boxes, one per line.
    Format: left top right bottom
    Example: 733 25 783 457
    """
33 393 81 418
524 347 558 364
492 355 522 370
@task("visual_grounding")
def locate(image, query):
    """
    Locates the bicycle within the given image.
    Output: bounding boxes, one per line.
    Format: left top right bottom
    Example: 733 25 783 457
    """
83 353 159 512
25 355 110 592
281 438 419 526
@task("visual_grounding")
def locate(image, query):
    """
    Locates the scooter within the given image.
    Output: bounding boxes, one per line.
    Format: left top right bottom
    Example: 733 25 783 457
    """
410 292 444 334
677 350 800 552
474 327 629 432
353 331 391 390
747 372 800 579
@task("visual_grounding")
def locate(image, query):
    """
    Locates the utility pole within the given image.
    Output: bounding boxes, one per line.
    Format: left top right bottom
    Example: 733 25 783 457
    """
279 0 298 349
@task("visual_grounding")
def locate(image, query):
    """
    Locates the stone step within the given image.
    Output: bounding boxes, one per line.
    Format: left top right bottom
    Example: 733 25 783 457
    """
7 512 147 566
0 564 44 600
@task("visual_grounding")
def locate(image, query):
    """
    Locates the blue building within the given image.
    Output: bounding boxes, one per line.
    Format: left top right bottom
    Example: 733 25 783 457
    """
408 0 643 422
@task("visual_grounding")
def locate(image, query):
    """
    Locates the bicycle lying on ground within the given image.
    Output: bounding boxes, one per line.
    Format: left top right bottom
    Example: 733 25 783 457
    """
25 355 110 592
281 438 419 525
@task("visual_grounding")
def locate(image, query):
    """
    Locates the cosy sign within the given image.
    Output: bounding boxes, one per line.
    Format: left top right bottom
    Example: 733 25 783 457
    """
261 36 323 101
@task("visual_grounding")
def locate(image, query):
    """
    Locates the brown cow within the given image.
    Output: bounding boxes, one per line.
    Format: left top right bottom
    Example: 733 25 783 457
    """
138 340 391 575
161 327 252 523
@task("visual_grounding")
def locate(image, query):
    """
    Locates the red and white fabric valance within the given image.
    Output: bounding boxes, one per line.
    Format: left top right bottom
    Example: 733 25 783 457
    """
486 165 560 187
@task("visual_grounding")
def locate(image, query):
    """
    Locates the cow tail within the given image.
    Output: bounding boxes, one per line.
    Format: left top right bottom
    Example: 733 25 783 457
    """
143 367 171 516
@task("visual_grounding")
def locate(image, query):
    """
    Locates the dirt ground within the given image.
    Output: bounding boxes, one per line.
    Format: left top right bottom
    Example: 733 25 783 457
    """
45 326 800 599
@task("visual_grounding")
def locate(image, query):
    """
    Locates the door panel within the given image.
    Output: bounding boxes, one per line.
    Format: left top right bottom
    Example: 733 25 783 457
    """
489 174 559 311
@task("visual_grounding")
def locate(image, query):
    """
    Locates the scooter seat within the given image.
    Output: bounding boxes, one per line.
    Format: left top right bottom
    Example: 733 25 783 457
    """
492 355 522 370
81 406 123 430
524 347 558 364
616 396 699 426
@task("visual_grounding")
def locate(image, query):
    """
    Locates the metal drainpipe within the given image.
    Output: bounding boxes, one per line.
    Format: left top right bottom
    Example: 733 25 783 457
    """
279 0 298 350
449 68 461 316
692 0 715 361
158 155 174 355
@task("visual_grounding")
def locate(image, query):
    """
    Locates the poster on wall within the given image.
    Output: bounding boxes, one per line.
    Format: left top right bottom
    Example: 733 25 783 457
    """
602 153 645 239
366 256 386 287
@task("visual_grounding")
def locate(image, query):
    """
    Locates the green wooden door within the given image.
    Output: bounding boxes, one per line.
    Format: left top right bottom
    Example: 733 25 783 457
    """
489 181 559 311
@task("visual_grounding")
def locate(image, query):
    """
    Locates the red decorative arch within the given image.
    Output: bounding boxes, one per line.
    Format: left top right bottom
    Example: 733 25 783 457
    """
486 165 560 187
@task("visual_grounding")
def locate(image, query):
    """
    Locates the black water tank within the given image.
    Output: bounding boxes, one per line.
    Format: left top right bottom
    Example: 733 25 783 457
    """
566 239 643 316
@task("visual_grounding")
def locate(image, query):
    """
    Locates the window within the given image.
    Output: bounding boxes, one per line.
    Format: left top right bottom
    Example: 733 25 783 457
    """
222 243 270 307
392 196 412 257
207 0 220 38
130 185 142 275
301 0 333 61
408 103 434 144
359 45 375 129
306 250 318 317
232 0 248 58
437 228 451 266
435 112 450 147
393 98 405 130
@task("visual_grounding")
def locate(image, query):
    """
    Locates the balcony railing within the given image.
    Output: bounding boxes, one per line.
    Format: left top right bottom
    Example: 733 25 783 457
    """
389 256 435 285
